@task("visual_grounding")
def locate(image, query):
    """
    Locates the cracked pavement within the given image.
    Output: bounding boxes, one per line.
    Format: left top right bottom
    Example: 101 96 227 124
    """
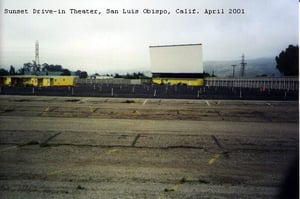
0 95 298 198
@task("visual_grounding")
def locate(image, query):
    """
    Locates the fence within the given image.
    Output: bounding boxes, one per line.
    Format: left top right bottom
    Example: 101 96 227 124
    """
205 77 299 91
75 78 151 85
1 82 298 100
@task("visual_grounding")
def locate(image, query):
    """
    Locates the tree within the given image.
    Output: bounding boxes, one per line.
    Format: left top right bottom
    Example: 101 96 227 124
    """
276 45 299 76
32 60 40 72
123 72 148 79
41 63 63 72
17 68 25 75
75 70 81 76
79 71 88 78
0 68 9 76
22 61 41 73
203 71 216 77
61 69 71 76
52 65 63 71
41 63 49 72
114 73 122 78
9 65 15 75
23 62 33 72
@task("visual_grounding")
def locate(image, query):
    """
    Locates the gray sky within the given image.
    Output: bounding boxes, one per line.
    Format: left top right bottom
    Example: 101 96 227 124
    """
0 0 298 73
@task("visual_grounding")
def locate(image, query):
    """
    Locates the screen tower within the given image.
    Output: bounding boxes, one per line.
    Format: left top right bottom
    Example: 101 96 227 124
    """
149 43 204 86
35 40 40 66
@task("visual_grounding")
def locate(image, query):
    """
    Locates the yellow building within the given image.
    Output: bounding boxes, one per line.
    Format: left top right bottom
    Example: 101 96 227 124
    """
1 76 12 86
152 78 204 86
0 76 75 87
51 76 75 87
21 76 38 86
42 77 51 87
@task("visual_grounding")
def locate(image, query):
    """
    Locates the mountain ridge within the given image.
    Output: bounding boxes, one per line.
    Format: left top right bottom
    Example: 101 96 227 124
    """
90 57 281 78
204 57 281 77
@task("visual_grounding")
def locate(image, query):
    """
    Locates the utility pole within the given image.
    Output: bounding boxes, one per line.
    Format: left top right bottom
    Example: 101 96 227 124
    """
231 65 236 78
240 54 246 77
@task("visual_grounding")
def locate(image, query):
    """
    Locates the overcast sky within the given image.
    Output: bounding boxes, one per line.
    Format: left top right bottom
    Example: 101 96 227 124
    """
0 0 298 73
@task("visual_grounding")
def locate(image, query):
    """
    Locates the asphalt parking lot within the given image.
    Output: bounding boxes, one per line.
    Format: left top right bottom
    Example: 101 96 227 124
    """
0 95 298 198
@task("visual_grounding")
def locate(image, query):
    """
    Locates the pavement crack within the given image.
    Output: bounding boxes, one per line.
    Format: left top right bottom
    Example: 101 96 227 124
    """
211 135 224 150
166 145 205 150
37 143 206 151
131 134 141 147
18 132 62 148
211 135 229 158
40 132 62 147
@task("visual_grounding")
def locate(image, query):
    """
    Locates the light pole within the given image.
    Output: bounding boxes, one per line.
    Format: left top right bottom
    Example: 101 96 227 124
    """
232 65 236 78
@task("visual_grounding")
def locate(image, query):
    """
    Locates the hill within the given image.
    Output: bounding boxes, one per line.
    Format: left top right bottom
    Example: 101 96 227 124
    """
204 57 281 77
90 57 281 78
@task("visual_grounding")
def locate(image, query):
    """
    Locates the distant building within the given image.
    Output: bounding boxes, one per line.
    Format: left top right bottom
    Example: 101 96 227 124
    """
89 74 114 79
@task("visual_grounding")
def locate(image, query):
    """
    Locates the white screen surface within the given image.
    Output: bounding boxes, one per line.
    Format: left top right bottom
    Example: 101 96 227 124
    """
149 44 203 73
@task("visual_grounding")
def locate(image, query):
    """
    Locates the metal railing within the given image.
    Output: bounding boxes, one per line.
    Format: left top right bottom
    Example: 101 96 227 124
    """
205 77 299 91
75 78 151 85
